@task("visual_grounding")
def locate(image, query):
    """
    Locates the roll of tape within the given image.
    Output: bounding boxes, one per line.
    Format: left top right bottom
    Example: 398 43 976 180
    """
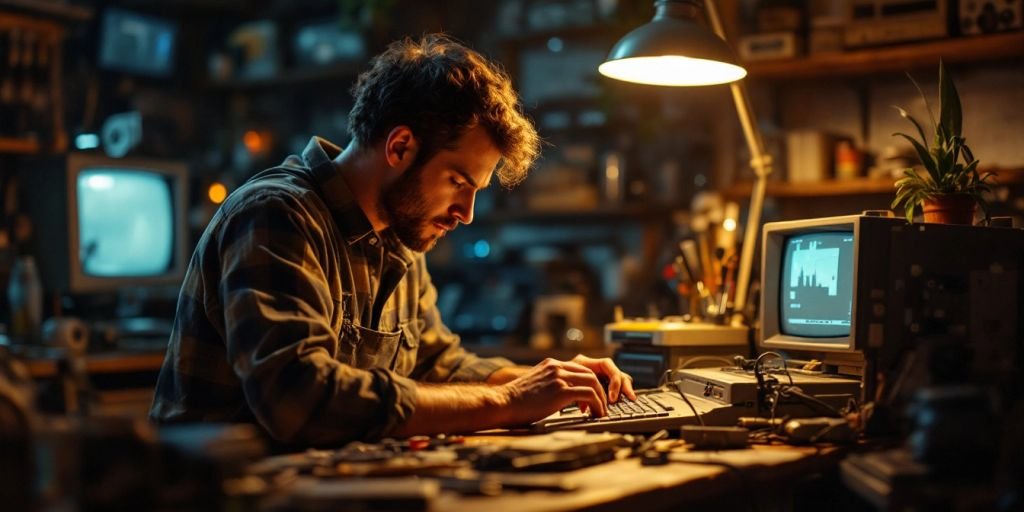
42 317 90 354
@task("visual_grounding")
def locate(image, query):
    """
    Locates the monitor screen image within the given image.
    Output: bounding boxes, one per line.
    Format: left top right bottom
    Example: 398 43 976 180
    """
99 7 177 77
77 169 175 278
779 231 854 339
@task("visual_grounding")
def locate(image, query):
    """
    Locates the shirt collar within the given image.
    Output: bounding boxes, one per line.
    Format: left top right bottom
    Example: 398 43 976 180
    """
300 136 376 245
299 137 415 267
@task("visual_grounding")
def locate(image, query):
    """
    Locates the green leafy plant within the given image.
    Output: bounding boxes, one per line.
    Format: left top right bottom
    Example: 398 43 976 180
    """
890 60 994 223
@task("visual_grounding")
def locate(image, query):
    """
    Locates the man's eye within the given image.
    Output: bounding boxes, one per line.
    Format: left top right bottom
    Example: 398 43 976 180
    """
451 178 465 189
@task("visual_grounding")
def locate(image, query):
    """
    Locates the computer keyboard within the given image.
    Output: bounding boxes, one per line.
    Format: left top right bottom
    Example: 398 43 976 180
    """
532 368 862 434
531 387 724 434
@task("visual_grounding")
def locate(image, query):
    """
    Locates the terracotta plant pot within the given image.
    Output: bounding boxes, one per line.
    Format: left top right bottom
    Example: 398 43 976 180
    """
922 194 976 225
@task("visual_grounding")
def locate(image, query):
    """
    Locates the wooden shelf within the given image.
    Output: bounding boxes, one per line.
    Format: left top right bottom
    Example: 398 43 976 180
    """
479 204 679 224
723 167 1024 200
723 177 896 199
0 136 41 154
24 350 165 379
206 61 364 91
0 0 93 22
744 32 1024 80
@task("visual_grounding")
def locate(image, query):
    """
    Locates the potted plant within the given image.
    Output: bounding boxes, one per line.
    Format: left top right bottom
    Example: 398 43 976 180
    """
890 61 994 225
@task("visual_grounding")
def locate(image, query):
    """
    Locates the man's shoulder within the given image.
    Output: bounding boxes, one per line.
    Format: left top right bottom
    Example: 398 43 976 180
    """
222 165 326 217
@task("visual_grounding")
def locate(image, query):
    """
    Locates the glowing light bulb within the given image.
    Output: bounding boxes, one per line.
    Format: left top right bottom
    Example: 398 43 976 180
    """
599 56 746 86
208 182 228 204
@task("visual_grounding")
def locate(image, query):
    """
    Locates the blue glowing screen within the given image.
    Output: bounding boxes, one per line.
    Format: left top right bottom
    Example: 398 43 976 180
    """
77 169 174 277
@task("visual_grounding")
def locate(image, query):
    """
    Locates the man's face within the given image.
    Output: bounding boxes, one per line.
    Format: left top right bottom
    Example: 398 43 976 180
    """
380 125 500 252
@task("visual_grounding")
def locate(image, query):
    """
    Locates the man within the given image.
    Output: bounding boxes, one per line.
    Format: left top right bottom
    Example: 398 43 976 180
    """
151 34 635 446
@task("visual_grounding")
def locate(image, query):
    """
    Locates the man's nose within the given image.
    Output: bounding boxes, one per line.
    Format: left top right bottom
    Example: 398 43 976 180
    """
451 191 476 225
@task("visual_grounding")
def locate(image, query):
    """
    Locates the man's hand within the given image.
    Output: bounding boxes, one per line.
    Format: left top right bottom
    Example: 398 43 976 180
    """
497 356 636 426
391 355 636 437
569 354 637 403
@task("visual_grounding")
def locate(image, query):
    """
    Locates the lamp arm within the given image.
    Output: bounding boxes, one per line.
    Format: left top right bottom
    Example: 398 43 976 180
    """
704 0 773 327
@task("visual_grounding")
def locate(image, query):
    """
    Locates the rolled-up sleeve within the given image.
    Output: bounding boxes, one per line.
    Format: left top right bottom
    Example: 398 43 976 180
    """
409 256 514 383
218 194 416 445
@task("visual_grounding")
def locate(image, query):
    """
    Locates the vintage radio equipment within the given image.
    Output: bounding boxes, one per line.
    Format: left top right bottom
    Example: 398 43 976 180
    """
738 32 801 61
959 0 1022 34
845 0 948 47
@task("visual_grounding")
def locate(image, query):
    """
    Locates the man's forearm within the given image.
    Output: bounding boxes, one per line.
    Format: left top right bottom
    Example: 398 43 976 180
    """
390 382 512 437
486 365 530 385
387 356 634 439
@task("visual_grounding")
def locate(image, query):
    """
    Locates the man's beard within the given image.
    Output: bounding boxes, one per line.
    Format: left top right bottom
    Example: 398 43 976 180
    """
379 165 457 252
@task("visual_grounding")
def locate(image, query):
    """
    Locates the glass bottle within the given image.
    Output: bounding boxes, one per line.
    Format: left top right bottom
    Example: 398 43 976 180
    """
7 254 42 344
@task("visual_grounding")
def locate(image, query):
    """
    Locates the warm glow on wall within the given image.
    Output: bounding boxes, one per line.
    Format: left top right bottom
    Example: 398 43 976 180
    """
243 130 266 153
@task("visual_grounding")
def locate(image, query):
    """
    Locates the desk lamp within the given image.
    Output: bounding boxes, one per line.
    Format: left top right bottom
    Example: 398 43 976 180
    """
599 0 773 327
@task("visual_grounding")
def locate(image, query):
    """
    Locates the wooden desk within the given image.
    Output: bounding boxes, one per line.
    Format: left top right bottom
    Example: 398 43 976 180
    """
435 443 844 511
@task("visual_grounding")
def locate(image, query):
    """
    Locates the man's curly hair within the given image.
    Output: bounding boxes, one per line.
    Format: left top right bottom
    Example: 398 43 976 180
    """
348 34 540 187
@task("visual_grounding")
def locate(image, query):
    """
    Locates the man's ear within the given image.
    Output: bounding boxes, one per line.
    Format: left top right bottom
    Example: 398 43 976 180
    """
384 126 419 173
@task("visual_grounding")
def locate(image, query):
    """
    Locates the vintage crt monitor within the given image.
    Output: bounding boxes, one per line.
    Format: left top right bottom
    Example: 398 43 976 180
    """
759 213 902 378
23 153 189 296
758 212 1023 400
543 212 1022 432
670 214 893 421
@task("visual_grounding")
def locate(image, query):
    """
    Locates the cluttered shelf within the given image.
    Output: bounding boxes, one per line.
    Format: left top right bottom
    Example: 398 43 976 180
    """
722 167 1024 200
205 61 365 91
743 32 1024 80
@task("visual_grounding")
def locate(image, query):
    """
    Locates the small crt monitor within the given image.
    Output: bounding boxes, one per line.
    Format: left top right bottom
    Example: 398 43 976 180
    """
23 154 189 294
99 7 177 77
760 213 902 355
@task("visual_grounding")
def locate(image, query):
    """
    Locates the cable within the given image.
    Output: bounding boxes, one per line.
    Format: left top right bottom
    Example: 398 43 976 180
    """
658 368 674 388
808 421 848 444
778 385 843 417
672 380 706 427
755 351 794 386
884 351 918 406
845 397 860 416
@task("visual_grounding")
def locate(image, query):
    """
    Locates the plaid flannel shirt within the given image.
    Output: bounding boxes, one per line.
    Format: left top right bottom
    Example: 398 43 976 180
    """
150 136 513 446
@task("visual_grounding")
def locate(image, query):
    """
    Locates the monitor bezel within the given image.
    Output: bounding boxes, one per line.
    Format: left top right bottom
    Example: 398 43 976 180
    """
65 153 189 293
760 214 863 353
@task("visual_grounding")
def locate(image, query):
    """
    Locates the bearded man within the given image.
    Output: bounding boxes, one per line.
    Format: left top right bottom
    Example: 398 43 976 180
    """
150 35 634 446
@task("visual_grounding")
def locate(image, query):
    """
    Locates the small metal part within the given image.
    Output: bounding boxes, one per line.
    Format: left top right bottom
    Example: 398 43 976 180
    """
641 449 670 466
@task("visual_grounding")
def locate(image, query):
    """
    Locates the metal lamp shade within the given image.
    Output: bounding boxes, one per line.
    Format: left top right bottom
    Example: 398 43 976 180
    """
598 1 747 86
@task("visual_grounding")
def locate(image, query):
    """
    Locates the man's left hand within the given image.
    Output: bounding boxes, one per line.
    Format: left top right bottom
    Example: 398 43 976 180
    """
569 354 636 403
486 354 636 403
